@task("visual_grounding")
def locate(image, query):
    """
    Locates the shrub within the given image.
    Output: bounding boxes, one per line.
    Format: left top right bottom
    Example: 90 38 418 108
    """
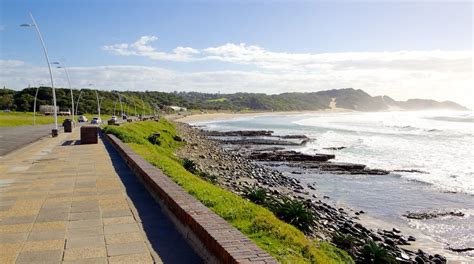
359 240 398 264
148 133 162 145
199 171 218 184
270 197 314 232
182 158 198 174
245 187 267 205
332 233 358 256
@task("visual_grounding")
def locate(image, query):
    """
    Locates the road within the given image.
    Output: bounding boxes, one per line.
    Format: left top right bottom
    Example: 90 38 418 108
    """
0 124 57 157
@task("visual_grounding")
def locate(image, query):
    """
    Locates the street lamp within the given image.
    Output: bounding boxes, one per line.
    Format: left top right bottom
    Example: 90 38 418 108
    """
21 13 59 137
53 62 75 124
91 85 104 121
33 84 45 126
75 89 84 117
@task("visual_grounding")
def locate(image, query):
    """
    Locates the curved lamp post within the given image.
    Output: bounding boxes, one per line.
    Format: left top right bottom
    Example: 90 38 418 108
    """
75 89 84 117
53 62 75 124
33 86 39 126
33 84 45 126
21 13 58 136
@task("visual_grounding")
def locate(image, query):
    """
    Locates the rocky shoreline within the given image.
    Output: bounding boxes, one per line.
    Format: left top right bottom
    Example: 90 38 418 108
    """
174 122 450 263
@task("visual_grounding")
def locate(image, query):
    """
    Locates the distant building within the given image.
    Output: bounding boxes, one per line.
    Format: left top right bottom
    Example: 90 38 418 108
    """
39 105 58 115
39 105 70 116
168 106 187 112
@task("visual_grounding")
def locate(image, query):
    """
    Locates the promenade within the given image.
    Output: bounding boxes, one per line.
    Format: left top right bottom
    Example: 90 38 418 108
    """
0 129 201 263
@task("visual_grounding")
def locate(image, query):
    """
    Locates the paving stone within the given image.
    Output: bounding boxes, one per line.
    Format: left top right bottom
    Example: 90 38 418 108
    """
71 204 100 213
27 230 65 241
66 235 105 249
22 239 65 251
16 249 63 264
62 257 107 264
106 241 148 256
67 226 104 238
41 201 71 209
101 210 132 218
0 242 22 255
32 221 67 231
105 232 144 245
0 232 28 243
68 219 102 229
0 215 36 225
63 246 107 261
69 211 101 221
104 223 139 235
0 223 32 233
102 216 135 226
39 206 70 214
108 253 154 264
36 211 69 222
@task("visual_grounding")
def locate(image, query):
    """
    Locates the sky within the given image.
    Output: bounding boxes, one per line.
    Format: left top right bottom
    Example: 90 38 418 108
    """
0 0 473 108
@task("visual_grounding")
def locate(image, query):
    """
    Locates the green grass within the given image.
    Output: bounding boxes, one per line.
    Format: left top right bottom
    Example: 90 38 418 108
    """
103 120 353 264
0 112 112 127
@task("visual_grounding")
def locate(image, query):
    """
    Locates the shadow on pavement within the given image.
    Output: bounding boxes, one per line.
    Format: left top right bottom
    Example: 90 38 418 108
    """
101 135 203 264
61 140 81 146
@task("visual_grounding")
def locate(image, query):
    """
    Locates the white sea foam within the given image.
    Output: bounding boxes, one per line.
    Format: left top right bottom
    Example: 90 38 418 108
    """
291 111 474 194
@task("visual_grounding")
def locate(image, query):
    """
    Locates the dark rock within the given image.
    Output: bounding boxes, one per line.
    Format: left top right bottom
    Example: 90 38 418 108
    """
447 247 474 252
323 146 346 150
393 169 429 174
204 130 274 137
320 162 366 171
173 135 184 141
220 138 306 146
404 210 465 220
279 134 309 139
250 151 335 162
415 256 425 264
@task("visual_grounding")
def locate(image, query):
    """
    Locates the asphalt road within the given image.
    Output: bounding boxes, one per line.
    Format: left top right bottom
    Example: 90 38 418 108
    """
0 124 58 157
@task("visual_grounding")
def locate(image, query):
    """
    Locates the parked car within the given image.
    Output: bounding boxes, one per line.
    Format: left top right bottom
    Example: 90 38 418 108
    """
91 117 102 124
122 114 128 120
110 116 118 121
78 115 88 122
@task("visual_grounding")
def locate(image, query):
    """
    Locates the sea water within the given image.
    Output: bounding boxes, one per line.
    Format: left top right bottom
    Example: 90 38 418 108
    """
192 110 474 259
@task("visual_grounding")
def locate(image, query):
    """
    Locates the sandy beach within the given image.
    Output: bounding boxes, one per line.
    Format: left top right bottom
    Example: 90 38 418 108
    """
174 108 351 123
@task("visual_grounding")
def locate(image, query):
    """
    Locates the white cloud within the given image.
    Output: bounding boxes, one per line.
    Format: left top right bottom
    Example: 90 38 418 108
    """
102 35 199 62
103 37 472 74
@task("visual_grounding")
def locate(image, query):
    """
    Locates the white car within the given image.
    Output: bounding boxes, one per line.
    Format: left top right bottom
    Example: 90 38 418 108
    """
110 116 118 121
78 115 88 122
91 117 102 124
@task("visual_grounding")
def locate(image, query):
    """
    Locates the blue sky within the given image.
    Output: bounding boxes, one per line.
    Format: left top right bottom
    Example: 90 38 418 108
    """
0 0 473 107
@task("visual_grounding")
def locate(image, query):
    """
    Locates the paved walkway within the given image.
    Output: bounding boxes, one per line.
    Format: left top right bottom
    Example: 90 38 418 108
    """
0 129 201 263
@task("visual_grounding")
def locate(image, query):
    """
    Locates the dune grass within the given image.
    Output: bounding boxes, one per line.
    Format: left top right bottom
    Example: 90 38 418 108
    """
103 120 353 264
0 112 112 127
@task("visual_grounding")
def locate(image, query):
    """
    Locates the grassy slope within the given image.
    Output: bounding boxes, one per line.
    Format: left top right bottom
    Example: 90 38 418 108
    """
103 120 353 264
0 112 111 127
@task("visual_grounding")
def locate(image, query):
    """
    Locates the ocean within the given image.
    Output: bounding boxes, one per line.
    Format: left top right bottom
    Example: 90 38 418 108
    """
191 110 474 260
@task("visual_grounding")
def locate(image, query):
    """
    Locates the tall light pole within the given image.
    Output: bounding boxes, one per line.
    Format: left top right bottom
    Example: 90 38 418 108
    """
21 13 58 136
33 84 45 126
53 62 75 124
75 89 84 117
